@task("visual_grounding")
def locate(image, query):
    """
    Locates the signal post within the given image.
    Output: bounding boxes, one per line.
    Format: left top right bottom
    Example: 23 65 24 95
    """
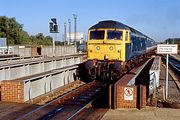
49 18 59 57
157 44 178 100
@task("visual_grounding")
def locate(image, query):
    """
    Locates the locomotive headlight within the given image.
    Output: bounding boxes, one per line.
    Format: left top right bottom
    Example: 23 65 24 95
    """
89 45 93 49
96 46 100 50
104 55 109 60
109 46 113 51
117 45 121 53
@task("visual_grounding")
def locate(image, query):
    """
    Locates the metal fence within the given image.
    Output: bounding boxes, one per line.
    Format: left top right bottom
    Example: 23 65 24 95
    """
7 45 77 57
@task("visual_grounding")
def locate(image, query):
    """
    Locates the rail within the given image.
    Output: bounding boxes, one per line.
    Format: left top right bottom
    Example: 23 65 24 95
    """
163 55 180 72
66 98 96 120
0 53 86 68
16 80 106 120
0 55 44 64
16 80 89 120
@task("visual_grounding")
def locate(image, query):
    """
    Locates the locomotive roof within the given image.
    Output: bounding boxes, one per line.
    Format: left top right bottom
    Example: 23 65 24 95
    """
89 20 144 36
89 20 129 30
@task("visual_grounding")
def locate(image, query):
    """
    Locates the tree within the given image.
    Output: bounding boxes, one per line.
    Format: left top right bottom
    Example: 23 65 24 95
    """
165 38 180 44
0 16 53 46
0 16 29 45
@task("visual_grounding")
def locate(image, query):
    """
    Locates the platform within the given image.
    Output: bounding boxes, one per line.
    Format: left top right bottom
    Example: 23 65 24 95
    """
102 58 180 120
101 108 180 120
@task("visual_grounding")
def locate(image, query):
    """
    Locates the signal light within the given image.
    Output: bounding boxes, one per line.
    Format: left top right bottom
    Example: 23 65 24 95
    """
104 55 109 60
51 18 57 24
54 24 58 33
49 18 59 33
49 22 54 33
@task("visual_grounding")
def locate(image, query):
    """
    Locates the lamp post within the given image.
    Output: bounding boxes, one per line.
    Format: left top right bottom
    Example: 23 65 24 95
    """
68 19 71 45
64 22 67 45
73 14 77 45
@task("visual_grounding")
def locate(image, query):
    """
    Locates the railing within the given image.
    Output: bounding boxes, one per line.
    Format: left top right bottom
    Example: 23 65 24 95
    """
0 54 85 81
23 65 78 101
0 55 44 64
149 56 161 96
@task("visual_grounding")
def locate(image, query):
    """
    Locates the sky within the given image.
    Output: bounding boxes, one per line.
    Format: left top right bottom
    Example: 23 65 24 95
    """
0 0 180 42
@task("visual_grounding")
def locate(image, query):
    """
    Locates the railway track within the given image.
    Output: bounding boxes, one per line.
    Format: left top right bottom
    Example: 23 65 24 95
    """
162 55 180 80
16 80 108 120
157 62 180 109
168 55 180 72
163 55 180 72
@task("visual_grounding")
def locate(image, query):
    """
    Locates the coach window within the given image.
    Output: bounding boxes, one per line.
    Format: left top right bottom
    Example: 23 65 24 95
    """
107 30 123 40
125 31 128 41
90 30 105 40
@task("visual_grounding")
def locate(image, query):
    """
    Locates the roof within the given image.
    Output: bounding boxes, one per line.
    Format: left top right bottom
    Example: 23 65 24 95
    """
89 20 144 36
89 20 130 30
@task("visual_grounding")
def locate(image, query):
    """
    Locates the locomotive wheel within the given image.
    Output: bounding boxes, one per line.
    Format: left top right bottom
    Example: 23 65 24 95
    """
109 65 113 80
89 68 96 80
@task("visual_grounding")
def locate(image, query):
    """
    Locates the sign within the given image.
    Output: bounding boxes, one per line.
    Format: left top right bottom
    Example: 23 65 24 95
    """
124 87 133 100
19 46 25 48
0 38 7 47
157 44 178 54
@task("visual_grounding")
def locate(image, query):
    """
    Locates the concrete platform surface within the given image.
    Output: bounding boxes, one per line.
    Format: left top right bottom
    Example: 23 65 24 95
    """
101 108 180 120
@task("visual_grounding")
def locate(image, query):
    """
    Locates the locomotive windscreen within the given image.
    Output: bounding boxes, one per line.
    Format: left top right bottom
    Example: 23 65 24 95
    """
107 30 123 40
90 30 105 40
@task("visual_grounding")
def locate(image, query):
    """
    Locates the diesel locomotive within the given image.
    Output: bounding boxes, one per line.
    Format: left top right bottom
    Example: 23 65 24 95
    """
85 20 155 80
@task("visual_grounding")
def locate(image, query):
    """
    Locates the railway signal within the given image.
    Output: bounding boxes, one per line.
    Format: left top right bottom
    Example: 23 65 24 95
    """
49 18 59 57
49 18 59 33
51 18 57 24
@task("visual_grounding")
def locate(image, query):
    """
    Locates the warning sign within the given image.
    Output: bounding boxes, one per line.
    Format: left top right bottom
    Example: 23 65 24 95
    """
157 44 178 54
124 87 133 100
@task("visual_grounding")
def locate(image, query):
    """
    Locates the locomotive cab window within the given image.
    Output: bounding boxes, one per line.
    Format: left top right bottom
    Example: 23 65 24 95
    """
125 31 128 41
107 30 123 40
90 30 105 40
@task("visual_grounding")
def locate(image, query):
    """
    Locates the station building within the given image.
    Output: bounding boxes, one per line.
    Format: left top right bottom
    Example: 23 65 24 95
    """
66 32 84 44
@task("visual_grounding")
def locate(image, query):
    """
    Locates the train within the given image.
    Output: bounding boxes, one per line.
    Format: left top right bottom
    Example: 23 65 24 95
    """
85 20 155 80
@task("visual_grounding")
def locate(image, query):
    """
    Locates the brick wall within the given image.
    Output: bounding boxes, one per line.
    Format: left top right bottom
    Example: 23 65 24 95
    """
31 47 38 56
116 86 137 108
142 86 146 107
1 80 24 103
116 85 146 109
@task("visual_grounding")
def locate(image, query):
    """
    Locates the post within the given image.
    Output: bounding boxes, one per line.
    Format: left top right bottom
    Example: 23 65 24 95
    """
163 81 165 101
53 34 57 57
165 53 168 100
157 42 178 100
165 40 169 100
64 22 67 45
73 14 77 45
68 19 71 44
6 22 9 53
49 18 58 57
